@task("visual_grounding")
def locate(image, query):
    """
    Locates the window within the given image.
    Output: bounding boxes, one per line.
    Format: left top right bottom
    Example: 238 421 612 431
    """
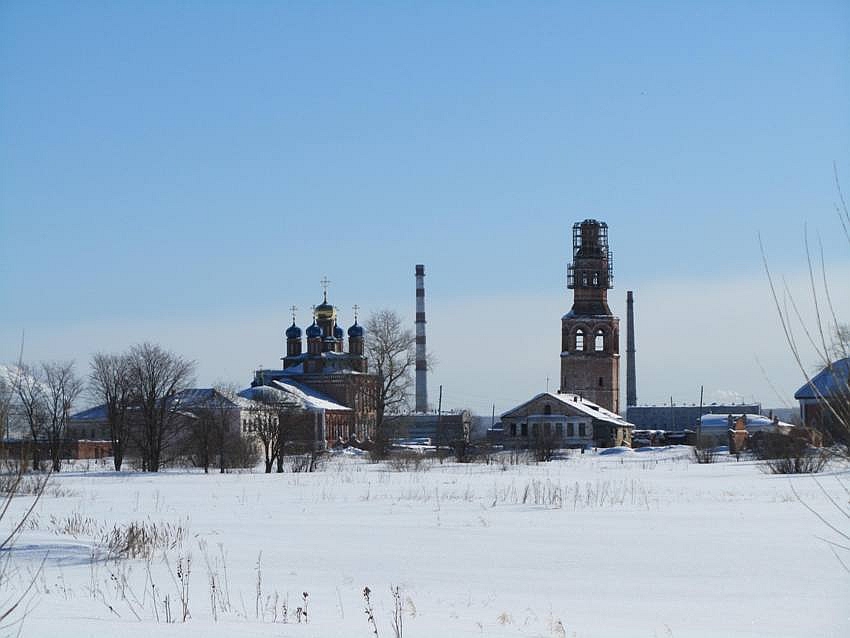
556 423 563 436
521 423 528 437
575 329 585 351
592 272 599 286
567 423 574 437
579 423 587 437
510 423 517 437
598 376 604 387
544 404 552 415
595 330 605 352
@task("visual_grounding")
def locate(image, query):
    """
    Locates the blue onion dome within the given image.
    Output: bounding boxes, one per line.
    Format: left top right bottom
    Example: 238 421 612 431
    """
348 321 364 338
333 324 344 339
306 321 322 338
285 322 302 339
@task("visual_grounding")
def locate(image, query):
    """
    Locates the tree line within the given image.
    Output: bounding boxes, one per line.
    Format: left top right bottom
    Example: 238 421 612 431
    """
2 343 267 473
0 308 426 472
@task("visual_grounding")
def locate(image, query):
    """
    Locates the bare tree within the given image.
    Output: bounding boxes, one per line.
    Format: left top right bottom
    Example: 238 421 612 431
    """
126 343 195 472
0 373 12 445
40 362 83 472
365 309 415 452
185 386 244 474
278 407 323 473
246 403 281 473
89 353 133 471
15 364 48 470
761 167 850 447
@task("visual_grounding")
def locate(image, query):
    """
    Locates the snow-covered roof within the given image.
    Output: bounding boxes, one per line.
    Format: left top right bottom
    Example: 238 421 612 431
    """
241 382 350 412
794 357 850 401
698 413 794 432
502 392 633 428
173 388 246 409
270 380 351 411
238 385 299 406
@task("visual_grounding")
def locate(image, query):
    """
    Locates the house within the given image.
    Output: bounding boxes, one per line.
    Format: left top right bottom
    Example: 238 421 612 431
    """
500 392 633 449
794 357 850 444
238 380 352 447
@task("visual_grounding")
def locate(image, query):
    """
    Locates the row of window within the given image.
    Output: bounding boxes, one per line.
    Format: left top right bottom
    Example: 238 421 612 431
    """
573 329 606 352
509 422 589 437
242 414 278 434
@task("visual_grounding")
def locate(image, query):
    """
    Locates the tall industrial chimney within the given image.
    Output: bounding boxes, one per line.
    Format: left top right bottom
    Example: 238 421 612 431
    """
626 290 637 408
415 264 428 413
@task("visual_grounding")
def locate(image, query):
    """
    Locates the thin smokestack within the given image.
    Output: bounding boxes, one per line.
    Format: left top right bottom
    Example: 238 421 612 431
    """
626 290 637 407
415 264 428 413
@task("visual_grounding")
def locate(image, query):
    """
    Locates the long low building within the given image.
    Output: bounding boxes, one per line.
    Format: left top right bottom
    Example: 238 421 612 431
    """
626 403 761 431
499 392 633 449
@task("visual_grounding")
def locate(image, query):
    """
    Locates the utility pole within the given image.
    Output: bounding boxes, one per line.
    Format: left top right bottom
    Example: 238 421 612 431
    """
670 396 675 430
436 384 443 458
697 385 704 442
491 404 495 429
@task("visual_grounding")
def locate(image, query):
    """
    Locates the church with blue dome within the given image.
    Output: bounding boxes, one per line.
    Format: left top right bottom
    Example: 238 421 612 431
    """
281 289 368 374
251 282 380 444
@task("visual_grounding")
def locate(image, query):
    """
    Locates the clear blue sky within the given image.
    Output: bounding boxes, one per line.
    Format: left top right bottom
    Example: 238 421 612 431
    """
2 1 849 414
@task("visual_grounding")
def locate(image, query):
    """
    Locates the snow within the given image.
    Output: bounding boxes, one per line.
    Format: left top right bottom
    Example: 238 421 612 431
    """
269 379 351 412
2 451 848 637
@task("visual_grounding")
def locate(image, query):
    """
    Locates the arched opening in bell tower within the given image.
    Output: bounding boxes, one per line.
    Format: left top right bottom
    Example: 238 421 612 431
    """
594 329 605 352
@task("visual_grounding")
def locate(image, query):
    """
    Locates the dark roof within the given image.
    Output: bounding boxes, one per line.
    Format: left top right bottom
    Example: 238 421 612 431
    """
71 388 243 421
70 404 109 421
794 357 850 400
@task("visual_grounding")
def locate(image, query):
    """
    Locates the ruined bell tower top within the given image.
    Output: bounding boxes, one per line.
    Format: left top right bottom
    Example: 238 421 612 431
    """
567 219 614 316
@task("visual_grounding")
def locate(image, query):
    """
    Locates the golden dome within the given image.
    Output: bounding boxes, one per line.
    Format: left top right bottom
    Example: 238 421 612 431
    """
315 298 336 320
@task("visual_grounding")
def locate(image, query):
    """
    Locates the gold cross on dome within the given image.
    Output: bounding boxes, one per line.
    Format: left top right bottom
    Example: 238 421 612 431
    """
352 304 359 322
320 276 331 300
289 305 298 324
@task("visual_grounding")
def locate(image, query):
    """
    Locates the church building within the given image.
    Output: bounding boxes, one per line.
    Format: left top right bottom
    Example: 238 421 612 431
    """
560 219 621 414
252 282 380 444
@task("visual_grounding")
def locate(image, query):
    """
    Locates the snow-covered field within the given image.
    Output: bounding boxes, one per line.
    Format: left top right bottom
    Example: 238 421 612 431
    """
2 448 848 637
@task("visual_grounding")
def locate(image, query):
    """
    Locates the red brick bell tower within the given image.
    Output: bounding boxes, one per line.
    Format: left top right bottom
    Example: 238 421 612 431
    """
559 220 620 414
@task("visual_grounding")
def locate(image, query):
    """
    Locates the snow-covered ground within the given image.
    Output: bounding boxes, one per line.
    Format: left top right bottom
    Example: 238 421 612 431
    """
2 448 848 637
